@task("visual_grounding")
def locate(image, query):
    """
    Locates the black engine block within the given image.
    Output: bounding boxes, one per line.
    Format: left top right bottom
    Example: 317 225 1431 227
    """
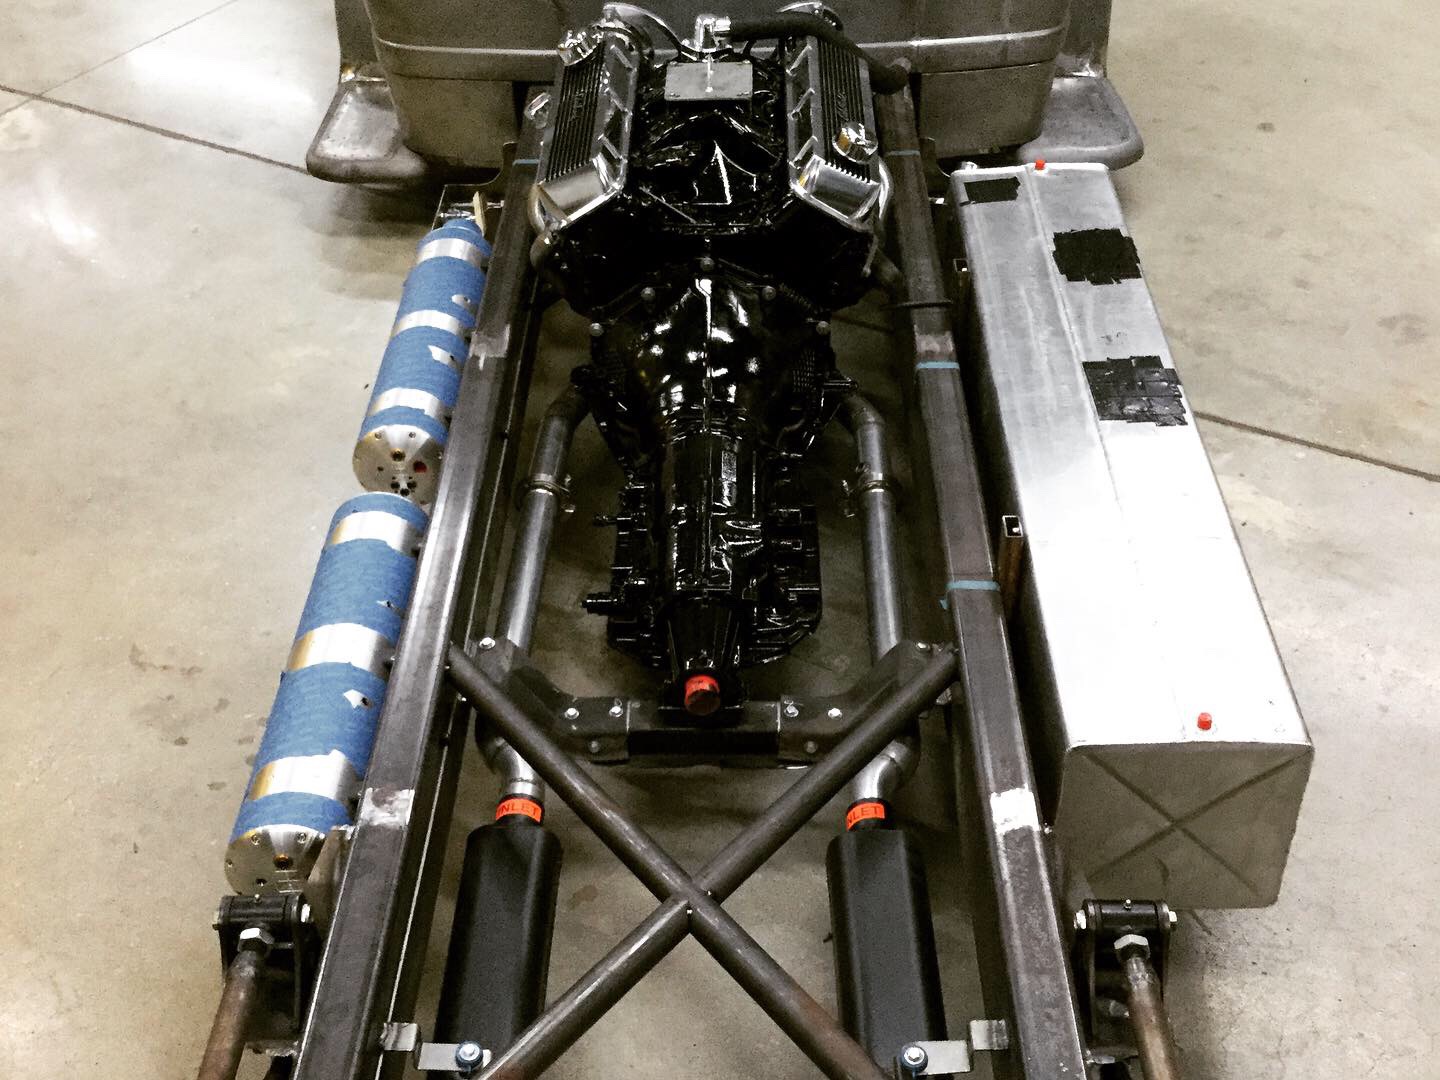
532 12 887 715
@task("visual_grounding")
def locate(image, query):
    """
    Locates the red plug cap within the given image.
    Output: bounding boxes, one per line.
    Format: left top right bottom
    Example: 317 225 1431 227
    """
683 674 722 717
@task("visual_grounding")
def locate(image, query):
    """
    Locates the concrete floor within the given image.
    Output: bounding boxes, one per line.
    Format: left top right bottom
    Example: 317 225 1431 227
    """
0 1 1435 1077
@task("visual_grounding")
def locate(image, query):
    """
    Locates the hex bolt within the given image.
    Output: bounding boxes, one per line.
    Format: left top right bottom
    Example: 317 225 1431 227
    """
815 320 831 336
589 322 604 338
803 740 819 756
1114 933 1151 960
478 636 496 650
563 706 580 721
587 739 602 755
827 707 843 720
641 286 657 303
236 926 276 955
901 1044 928 1070
608 702 624 718
761 285 777 301
455 1041 484 1074
782 703 799 719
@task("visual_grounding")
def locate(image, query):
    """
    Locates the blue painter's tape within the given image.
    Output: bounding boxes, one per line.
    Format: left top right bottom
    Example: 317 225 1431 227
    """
251 663 388 773
423 220 489 251
915 360 960 371
371 331 464 405
395 260 486 328
939 578 1000 610
359 406 449 448
230 791 351 843
294 541 417 640
329 493 430 534
388 320 469 361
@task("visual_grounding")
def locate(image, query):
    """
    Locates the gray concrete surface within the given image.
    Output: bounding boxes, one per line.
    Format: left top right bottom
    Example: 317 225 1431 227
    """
0 1 1435 1077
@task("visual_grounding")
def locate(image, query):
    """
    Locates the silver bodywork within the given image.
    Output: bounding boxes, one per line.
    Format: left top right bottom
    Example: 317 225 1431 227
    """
309 0 1143 180
954 163 1312 908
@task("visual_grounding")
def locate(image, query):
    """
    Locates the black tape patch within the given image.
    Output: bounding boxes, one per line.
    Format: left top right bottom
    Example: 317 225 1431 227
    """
1052 229 1141 284
963 177 1020 204
1084 356 1187 426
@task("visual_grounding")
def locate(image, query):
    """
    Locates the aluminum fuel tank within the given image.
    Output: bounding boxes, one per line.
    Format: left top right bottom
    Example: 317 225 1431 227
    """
952 163 1312 908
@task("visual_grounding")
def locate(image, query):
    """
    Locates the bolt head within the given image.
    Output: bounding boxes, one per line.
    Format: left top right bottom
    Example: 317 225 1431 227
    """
455 1041 484 1067
608 703 624 718
588 739 602 754
783 703 799 718
478 636 496 650
237 926 276 953
563 706 580 720
901 1044 928 1068
803 740 819 755
826 707 842 720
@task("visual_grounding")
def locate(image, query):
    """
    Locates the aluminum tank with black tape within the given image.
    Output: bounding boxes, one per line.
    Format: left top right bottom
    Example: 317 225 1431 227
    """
952 162 1313 909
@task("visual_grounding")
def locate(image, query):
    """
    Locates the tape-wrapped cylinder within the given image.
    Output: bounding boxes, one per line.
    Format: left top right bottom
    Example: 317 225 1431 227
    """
226 494 428 894
354 218 491 503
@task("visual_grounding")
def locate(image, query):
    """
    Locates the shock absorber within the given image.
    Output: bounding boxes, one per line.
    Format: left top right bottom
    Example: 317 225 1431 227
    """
352 217 490 502
225 493 427 894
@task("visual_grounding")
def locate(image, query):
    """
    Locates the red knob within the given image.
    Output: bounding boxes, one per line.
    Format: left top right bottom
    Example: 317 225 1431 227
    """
683 674 722 717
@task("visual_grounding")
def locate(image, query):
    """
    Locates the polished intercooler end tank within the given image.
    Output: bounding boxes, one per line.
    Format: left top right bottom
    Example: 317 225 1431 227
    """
353 219 490 503
226 493 427 894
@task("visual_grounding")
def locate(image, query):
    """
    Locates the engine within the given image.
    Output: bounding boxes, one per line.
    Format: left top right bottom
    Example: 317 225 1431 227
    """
532 9 889 718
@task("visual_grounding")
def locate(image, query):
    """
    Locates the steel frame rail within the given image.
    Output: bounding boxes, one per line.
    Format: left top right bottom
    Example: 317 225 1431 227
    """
875 89 1091 1077
280 89 1092 1080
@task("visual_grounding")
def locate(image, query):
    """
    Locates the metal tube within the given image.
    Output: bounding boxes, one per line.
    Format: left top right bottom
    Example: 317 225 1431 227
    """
874 87 1092 1078
838 392 918 805
486 386 588 803
695 645 956 899
496 386 588 652
839 392 904 661
1120 947 1184 1080
689 897 890 1080
196 950 264 1080
449 646 693 902
447 644 956 1079
479 898 692 1080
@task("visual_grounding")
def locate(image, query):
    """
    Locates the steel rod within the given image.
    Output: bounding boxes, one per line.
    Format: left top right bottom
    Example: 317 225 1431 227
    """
1121 948 1184 1080
689 897 889 1080
874 86 1091 1079
196 949 264 1080
447 643 957 1080
450 646 695 902
697 645 956 899
479 899 692 1080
